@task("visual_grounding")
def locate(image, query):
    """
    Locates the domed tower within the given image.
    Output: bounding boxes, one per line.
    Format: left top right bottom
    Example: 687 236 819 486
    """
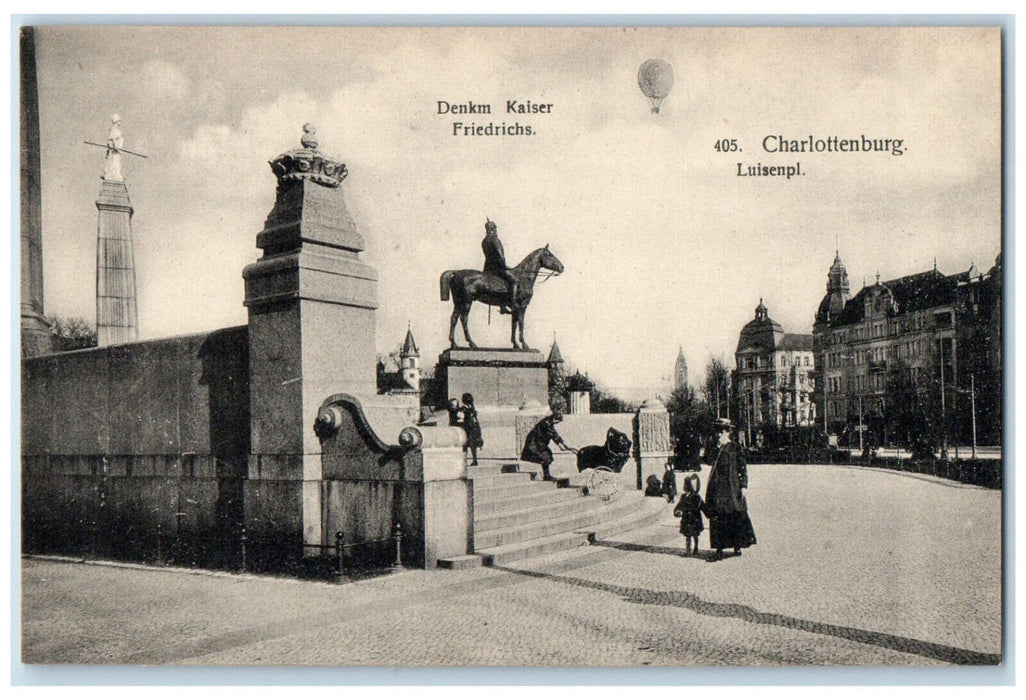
738 298 785 353
815 251 851 328
735 298 785 428
812 252 850 433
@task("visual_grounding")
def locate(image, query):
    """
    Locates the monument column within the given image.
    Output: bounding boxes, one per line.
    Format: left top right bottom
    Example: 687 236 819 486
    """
95 114 139 347
19 27 51 357
243 125 378 564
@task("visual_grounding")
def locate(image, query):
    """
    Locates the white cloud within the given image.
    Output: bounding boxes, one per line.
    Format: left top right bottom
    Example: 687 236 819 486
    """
142 59 191 101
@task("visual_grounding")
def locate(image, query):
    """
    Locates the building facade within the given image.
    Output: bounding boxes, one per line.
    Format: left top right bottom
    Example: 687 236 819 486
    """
734 299 816 436
566 369 595 415
812 252 1002 447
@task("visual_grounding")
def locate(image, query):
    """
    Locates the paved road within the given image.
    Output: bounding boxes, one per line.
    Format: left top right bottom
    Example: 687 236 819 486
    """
20 464 1002 667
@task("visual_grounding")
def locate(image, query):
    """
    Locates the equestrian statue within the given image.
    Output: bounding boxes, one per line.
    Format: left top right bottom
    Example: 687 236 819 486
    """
440 219 564 350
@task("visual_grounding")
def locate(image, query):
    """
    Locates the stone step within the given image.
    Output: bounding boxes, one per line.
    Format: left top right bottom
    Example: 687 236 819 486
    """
474 491 599 530
466 463 519 477
472 492 651 550
476 496 667 566
467 471 534 487
436 554 484 570
476 531 593 567
473 486 584 517
471 478 559 502
586 496 668 541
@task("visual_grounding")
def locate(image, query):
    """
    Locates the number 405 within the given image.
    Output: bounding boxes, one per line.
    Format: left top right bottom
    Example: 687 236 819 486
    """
714 139 739 152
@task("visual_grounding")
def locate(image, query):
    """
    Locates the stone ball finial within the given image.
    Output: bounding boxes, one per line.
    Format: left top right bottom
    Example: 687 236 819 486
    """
638 397 667 412
398 426 423 450
301 123 319 149
313 405 343 441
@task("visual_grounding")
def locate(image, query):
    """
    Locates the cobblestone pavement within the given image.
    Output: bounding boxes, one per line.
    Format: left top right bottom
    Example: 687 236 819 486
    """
20 464 1002 667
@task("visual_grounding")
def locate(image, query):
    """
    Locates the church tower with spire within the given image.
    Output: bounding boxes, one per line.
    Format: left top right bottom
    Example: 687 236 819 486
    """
95 114 139 346
400 324 421 392
673 346 688 391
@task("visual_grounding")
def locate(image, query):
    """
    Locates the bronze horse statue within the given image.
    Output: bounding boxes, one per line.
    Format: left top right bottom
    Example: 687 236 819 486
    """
440 246 564 350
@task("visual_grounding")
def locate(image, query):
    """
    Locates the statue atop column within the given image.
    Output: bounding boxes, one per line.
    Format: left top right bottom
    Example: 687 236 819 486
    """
104 113 124 181
84 113 147 181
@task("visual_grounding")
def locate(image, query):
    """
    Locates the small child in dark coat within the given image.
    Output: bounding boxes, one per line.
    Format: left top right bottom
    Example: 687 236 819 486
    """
661 461 678 502
644 474 663 497
673 473 705 556
460 393 484 466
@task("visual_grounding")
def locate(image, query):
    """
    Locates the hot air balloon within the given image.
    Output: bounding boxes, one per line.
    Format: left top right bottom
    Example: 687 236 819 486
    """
637 59 674 113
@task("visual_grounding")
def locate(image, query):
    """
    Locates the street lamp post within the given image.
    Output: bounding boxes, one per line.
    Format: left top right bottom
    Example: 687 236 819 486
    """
846 352 863 454
725 375 731 421
971 373 977 458
955 373 978 459
939 338 949 461
857 393 864 453
747 389 756 447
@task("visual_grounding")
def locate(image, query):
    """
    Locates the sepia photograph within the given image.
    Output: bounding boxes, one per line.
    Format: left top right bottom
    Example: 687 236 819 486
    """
15 20 1006 674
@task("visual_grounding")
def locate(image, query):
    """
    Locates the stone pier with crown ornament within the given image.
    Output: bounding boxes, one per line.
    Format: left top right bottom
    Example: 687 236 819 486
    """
242 125 383 568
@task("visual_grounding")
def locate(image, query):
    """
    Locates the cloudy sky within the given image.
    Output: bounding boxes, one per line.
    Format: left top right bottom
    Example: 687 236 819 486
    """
32 25 1001 398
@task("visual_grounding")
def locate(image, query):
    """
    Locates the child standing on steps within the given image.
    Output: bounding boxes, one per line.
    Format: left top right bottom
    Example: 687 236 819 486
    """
460 393 484 466
674 473 705 556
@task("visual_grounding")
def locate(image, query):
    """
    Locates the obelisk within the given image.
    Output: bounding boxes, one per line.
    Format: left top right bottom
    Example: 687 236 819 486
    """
95 114 139 346
20 27 52 357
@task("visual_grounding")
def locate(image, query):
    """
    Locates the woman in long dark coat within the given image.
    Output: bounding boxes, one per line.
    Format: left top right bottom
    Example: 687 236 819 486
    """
703 418 756 560
520 411 570 481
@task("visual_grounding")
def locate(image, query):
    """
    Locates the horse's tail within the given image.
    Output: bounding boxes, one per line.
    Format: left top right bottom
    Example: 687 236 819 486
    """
440 270 454 301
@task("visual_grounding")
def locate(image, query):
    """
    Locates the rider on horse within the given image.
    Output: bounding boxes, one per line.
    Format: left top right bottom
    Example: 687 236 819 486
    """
482 219 519 314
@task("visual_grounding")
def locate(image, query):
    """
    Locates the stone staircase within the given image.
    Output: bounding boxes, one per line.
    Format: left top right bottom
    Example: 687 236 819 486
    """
438 458 667 568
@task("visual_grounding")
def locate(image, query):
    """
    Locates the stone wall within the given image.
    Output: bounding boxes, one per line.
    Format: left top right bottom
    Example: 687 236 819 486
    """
21 327 250 565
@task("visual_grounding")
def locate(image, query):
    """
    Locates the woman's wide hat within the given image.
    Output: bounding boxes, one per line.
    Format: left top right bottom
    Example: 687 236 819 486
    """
712 417 733 431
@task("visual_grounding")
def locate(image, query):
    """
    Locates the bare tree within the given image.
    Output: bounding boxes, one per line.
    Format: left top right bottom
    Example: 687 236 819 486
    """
46 315 97 352
702 356 730 418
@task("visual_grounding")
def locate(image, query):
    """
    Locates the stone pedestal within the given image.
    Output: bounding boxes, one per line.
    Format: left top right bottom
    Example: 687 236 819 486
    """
242 128 378 564
634 398 672 490
437 348 549 424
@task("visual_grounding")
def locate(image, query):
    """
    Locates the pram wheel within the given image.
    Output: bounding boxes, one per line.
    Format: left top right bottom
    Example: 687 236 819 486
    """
588 467 620 499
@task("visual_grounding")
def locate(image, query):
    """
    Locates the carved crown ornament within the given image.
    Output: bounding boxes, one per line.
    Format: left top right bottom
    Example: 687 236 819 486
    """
268 123 348 188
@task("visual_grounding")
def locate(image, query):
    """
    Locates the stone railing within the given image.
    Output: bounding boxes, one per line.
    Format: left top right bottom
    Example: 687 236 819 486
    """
315 394 470 569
